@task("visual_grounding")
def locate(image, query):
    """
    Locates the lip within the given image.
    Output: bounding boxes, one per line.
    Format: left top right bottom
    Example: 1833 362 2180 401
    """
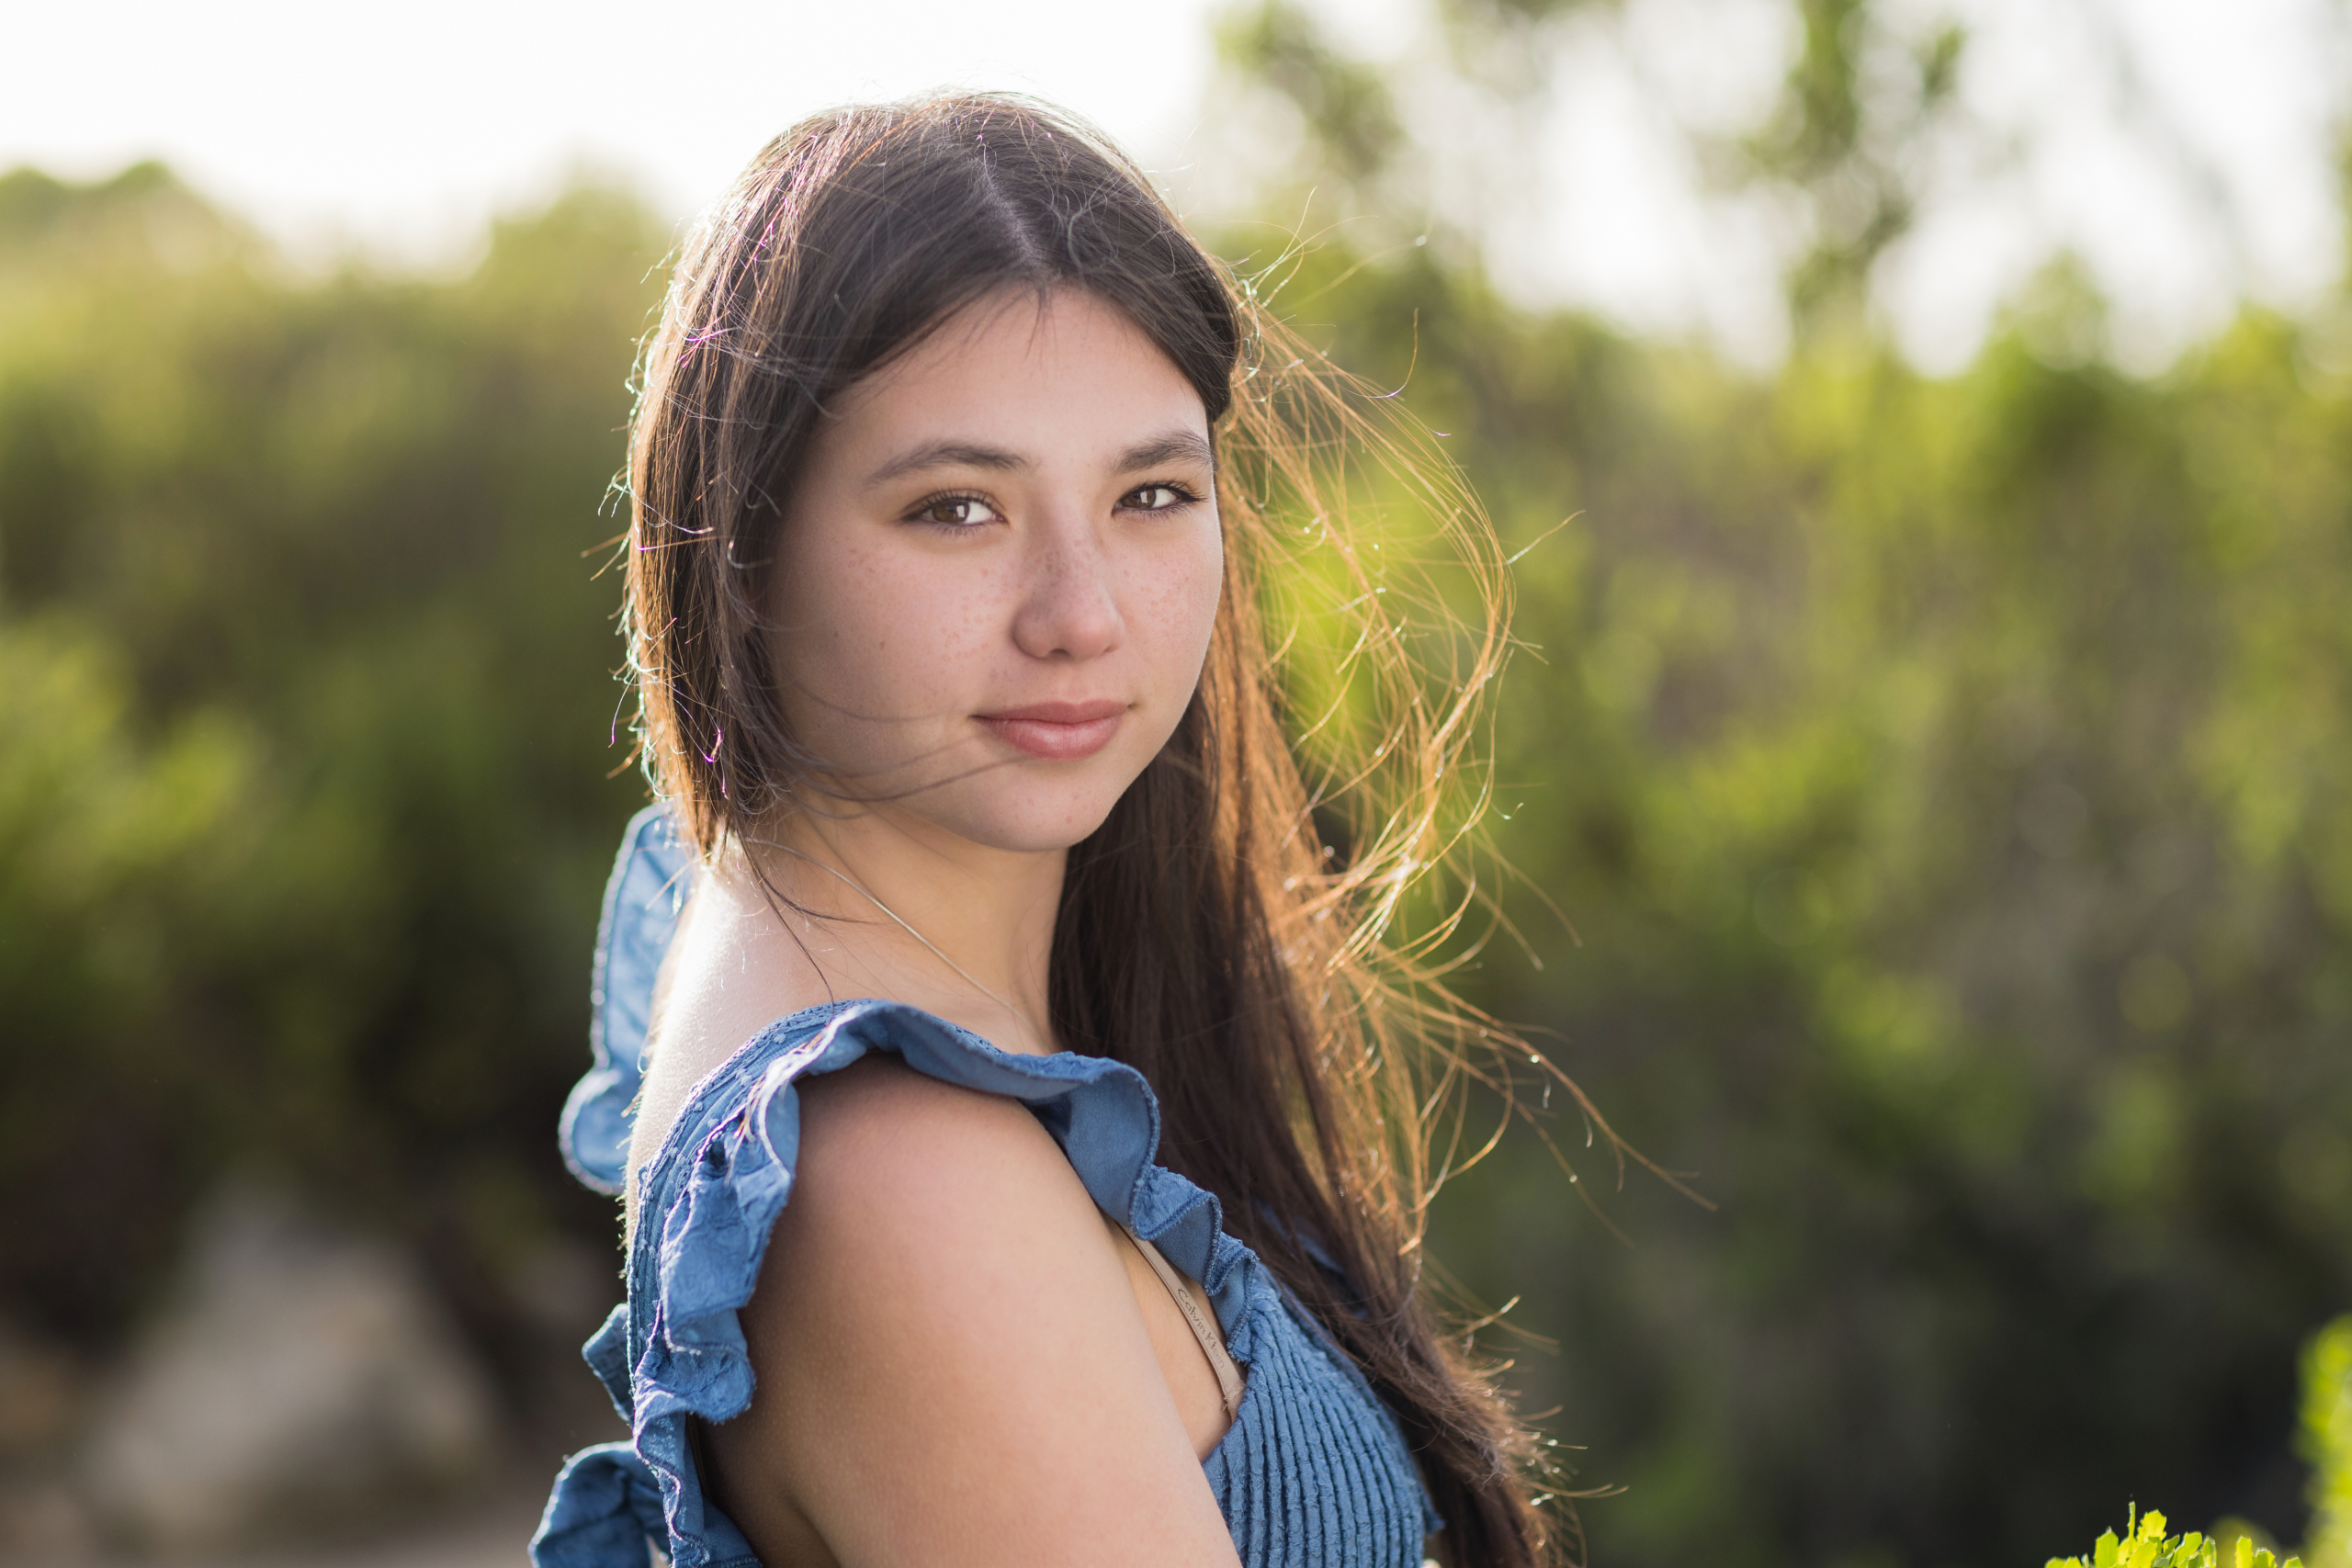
974 699 1129 761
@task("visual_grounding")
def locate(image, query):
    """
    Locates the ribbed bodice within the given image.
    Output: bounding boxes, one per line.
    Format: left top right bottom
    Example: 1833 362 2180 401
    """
529 807 1439 1568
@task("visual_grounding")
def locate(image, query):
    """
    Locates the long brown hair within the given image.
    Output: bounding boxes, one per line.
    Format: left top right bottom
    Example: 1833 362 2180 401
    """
625 92 1566 1568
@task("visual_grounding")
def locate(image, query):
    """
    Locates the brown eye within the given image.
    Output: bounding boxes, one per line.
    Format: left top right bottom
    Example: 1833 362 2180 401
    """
1123 484 1190 512
912 495 1001 527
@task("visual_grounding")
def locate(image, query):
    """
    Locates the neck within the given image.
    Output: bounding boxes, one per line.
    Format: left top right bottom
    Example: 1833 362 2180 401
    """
721 797 1068 1056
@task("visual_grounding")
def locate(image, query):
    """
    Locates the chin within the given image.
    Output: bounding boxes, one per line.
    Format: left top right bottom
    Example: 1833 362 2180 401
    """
956 807 1123 856
930 780 1130 855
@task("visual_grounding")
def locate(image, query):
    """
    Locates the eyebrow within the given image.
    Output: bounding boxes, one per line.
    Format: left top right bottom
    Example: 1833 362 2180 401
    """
863 441 1025 488
861 428 1214 490
1114 431 1215 473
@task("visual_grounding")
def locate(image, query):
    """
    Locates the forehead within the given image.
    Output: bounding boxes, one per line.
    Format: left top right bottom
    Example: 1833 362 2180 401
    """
828 288 1208 453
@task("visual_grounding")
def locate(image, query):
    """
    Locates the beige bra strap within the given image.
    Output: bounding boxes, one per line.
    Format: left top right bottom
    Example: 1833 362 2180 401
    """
1121 1224 1245 1420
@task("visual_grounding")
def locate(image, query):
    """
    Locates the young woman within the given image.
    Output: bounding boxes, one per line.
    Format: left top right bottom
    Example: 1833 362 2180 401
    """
531 94 1555 1568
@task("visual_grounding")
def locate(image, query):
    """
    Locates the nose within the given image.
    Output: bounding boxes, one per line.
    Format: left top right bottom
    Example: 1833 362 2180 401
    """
1012 508 1125 661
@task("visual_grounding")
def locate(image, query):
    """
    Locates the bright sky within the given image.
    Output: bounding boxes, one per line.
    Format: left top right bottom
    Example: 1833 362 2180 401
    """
8 0 2346 373
1489 0 2351 367
3 0 1226 264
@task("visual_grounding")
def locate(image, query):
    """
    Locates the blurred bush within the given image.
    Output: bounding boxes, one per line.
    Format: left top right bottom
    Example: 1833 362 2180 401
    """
2307 1317 2352 1566
1271 186 2352 1568
1204 5 2352 1562
2039 1319 2352 1567
0 163 661 1409
1261 192 2352 1568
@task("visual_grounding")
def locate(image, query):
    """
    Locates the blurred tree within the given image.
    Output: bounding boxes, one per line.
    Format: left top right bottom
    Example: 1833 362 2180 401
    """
1216 0 1406 190
1206 5 2352 1565
1736 0 1968 331
0 164 666 1404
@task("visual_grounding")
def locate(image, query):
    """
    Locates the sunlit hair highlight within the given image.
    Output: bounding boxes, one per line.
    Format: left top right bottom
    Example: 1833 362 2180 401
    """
622 91 1612 1568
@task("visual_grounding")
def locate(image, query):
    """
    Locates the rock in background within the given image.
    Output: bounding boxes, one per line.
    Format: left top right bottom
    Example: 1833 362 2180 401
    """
78 1185 498 1556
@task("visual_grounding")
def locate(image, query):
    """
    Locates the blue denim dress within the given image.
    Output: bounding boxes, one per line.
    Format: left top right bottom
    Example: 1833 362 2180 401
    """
531 807 1442 1568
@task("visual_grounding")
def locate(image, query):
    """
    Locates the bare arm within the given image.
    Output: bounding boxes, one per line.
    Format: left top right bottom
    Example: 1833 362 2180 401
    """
700 1056 1242 1568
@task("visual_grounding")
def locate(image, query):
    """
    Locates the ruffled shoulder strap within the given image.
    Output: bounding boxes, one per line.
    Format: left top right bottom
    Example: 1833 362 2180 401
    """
607 999 1264 1568
560 804 695 1194
529 1442 667 1568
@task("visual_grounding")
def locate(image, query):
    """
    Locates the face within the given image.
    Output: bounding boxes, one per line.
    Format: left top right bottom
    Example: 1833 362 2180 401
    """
766 288 1225 856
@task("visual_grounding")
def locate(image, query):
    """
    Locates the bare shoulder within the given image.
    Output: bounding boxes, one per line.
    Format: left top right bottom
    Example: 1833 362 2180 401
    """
624 878 834 1224
785 1053 1081 1241
702 1054 1238 1568
754 1055 1133 1384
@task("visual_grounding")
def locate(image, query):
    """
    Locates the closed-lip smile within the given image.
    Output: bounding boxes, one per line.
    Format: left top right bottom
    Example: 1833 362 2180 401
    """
975 699 1128 761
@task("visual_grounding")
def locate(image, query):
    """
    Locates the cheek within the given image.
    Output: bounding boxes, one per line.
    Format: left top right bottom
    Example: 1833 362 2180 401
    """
1121 523 1225 694
1171 528 1227 663
774 530 992 719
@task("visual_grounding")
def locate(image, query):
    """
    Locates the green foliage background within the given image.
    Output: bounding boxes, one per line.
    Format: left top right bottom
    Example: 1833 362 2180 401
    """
4 9 2351 1562
0 164 661 1379
1367 243 2352 1565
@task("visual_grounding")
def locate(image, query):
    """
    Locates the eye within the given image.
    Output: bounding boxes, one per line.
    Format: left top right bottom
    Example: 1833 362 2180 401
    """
907 492 1002 529
1119 482 1199 513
